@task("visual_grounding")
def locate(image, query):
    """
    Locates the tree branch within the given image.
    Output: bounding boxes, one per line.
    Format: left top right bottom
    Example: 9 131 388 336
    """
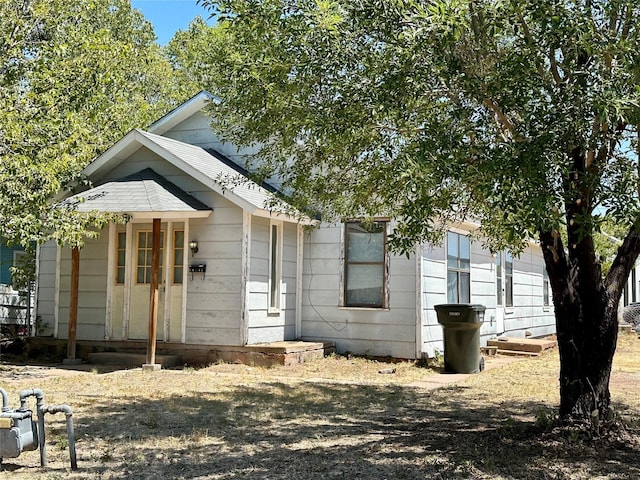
516 11 548 81
482 97 522 141
549 47 563 84
604 222 640 298
620 4 633 41
539 228 571 302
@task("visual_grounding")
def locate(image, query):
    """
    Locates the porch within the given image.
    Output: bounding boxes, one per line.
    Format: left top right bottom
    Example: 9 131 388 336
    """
25 337 334 368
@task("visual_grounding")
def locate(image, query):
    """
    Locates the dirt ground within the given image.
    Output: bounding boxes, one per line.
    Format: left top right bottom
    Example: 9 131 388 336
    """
1 333 639 479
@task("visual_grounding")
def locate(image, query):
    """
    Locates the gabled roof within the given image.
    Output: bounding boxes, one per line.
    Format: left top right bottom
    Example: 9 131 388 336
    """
62 168 212 220
147 90 219 136
82 129 310 223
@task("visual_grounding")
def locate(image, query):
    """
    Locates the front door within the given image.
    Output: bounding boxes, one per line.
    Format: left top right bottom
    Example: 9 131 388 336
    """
129 227 166 340
495 250 514 335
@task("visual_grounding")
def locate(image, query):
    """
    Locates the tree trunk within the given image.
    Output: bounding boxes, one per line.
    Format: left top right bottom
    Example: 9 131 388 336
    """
554 287 618 420
539 229 623 425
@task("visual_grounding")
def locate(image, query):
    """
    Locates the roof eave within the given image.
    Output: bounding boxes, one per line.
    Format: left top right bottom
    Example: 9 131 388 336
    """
127 211 212 221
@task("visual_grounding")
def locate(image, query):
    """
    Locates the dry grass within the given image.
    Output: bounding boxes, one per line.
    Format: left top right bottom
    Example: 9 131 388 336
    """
0 333 639 479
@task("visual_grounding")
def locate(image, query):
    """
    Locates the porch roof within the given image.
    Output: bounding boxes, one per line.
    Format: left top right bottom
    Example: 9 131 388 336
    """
62 168 212 220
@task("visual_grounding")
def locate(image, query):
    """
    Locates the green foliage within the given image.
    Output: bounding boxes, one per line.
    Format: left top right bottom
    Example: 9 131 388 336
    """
181 3 640 420
0 0 195 249
9 248 35 292
189 0 640 262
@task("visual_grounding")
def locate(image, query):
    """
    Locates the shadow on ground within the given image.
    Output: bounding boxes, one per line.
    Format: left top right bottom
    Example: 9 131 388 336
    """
5 380 637 479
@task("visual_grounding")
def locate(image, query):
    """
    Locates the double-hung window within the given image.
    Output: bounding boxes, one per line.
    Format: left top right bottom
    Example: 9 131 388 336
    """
543 267 550 307
268 221 283 312
447 232 470 303
505 251 513 307
344 221 387 308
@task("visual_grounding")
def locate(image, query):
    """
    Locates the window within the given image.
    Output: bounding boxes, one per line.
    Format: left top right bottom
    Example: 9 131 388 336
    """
116 232 126 284
344 221 387 308
496 252 503 306
173 230 184 284
543 267 550 307
624 285 629 306
136 230 164 284
268 222 282 311
447 232 470 303
11 250 29 288
505 251 513 307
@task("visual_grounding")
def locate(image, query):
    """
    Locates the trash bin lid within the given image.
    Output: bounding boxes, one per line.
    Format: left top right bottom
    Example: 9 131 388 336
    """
434 304 486 326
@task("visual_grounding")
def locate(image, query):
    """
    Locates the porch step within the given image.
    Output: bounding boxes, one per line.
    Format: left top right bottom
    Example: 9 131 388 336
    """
487 336 557 355
496 349 540 357
87 352 182 368
619 322 635 334
480 346 498 356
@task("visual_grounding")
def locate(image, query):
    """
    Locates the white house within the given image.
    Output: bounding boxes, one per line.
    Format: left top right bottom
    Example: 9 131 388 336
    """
35 92 556 362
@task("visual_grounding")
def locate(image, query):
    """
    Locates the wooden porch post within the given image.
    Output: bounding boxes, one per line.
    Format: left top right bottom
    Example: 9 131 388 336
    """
64 246 81 365
144 218 161 369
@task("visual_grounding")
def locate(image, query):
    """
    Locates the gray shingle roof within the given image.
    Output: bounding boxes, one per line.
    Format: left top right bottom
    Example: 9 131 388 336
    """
81 127 313 224
63 168 212 215
135 130 280 212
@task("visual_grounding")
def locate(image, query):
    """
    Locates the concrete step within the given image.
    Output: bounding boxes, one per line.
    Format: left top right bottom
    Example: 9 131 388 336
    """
87 352 182 368
487 336 557 354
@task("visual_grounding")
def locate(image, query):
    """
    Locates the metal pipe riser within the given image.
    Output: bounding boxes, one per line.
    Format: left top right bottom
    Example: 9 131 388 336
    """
43 404 77 471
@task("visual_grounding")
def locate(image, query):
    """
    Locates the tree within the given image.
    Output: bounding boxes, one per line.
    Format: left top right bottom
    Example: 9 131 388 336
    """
0 0 195 250
190 0 640 426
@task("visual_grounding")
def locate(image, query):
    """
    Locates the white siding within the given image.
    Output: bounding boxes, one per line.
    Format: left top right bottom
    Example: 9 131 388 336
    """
184 195 244 345
57 233 109 341
420 234 556 358
246 218 297 343
503 247 556 337
161 110 260 171
300 223 417 359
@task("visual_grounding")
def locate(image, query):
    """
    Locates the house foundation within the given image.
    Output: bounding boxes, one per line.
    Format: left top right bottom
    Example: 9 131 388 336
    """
24 337 334 368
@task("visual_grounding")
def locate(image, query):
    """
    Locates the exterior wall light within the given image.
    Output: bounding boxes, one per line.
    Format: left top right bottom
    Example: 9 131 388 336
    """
189 240 199 255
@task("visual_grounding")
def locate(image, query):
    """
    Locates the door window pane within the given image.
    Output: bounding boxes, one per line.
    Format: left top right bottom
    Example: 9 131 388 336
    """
116 232 126 284
496 252 502 306
136 230 164 284
173 230 184 284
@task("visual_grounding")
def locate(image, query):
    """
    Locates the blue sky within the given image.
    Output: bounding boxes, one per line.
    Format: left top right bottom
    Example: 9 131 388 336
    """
131 0 213 45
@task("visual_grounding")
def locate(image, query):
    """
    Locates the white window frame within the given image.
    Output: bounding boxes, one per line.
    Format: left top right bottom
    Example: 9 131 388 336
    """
505 250 514 308
268 220 283 314
341 220 389 310
543 267 550 309
446 231 471 304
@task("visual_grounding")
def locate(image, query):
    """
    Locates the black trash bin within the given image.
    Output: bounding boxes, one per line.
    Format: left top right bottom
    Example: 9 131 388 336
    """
434 304 486 374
